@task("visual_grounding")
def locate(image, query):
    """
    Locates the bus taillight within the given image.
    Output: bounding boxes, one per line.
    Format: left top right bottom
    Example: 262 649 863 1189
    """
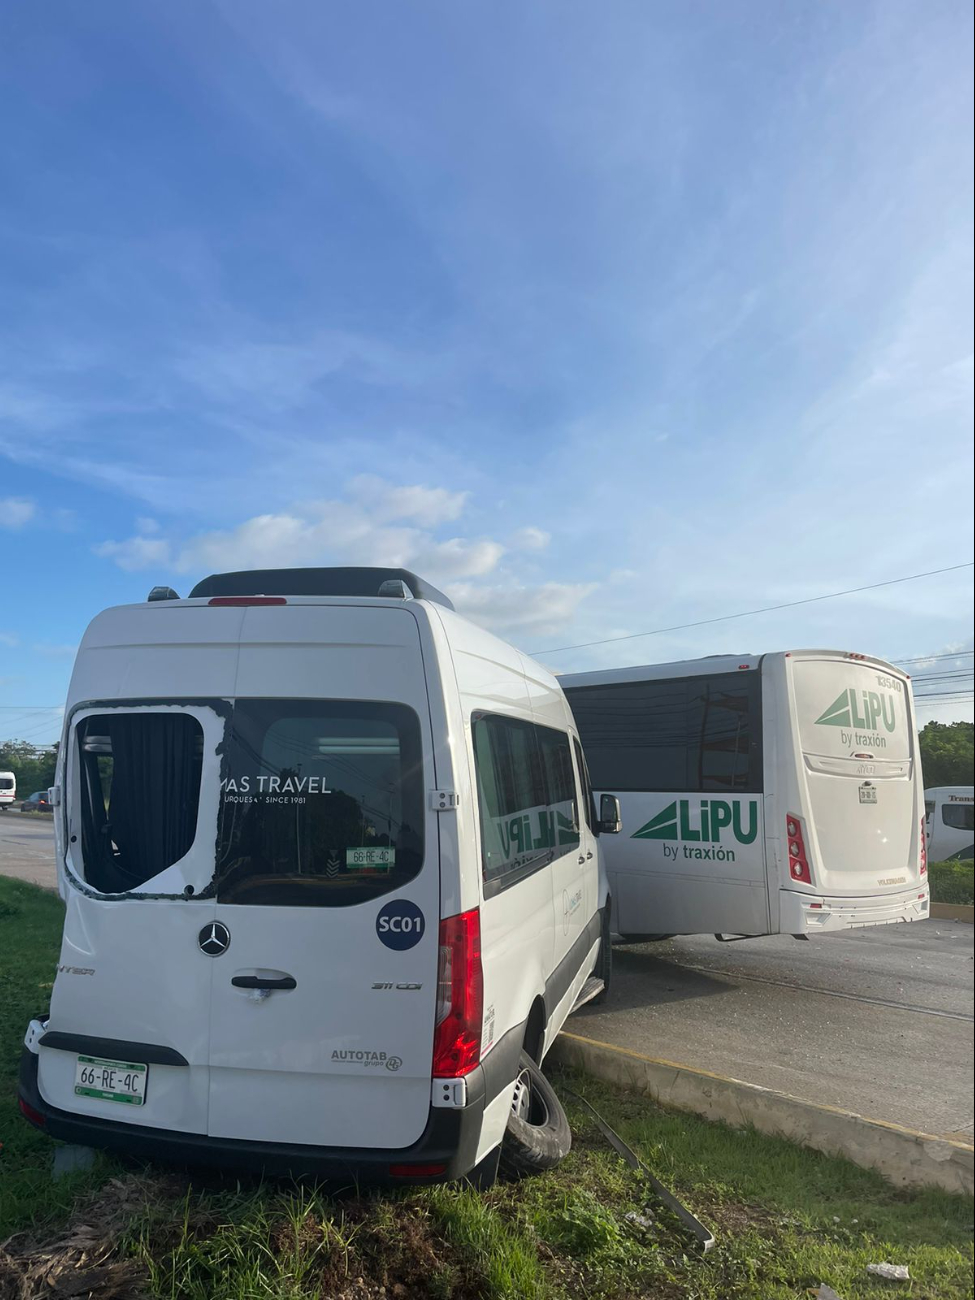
919 817 927 875
786 815 812 885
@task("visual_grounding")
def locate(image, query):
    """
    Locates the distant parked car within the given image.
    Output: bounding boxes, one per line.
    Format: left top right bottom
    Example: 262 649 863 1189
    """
20 791 54 814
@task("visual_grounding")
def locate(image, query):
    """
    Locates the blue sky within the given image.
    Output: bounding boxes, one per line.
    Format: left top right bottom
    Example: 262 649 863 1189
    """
1 0 972 746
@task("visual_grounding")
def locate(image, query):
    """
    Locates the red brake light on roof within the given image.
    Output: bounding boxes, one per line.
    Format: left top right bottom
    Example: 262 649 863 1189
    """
207 596 288 607
432 909 483 1078
786 814 812 885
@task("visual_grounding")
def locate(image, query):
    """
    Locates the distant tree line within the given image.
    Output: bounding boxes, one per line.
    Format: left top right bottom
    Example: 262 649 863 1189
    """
0 740 58 796
918 720 973 788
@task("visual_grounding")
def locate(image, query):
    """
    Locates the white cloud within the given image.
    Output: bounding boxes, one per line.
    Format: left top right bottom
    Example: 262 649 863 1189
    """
136 517 161 535
93 535 173 572
32 643 78 658
89 478 595 640
0 497 36 529
0 631 20 648
93 479 505 587
509 526 551 552
347 476 468 527
449 581 595 638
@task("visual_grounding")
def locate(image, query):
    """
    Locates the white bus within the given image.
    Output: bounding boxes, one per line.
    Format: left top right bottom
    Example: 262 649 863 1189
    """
925 786 974 862
562 650 929 940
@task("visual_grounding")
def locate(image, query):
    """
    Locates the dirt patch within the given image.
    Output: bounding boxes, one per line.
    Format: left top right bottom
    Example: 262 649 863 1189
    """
0 1175 158 1300
0 1173 488 1300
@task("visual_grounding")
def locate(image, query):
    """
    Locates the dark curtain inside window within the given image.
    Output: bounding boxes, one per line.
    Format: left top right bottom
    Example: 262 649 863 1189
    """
80 713 202 892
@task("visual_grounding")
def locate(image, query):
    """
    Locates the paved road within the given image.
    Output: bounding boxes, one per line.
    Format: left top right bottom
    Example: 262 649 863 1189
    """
4 816 972 1140
0 811 58 888
571 922 974 1141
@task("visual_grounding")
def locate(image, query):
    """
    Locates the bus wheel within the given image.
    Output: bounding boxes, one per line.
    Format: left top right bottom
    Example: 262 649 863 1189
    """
498 1053 571 1181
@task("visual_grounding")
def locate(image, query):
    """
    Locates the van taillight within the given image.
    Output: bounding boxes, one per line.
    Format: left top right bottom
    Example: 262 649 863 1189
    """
389 1162 447 1178
919 818 927 875
432 909 482 1078
786 815 812 885
19 1097 45 1128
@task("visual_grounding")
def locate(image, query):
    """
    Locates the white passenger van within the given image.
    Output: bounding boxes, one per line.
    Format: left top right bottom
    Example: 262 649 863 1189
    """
0 770 15 811
562 650 929 940
20 568 619 1185
925 787 974 862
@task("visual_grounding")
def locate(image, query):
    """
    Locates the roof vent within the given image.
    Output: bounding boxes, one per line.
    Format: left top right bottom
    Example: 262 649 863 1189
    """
377 579 410 600
147 586 180 602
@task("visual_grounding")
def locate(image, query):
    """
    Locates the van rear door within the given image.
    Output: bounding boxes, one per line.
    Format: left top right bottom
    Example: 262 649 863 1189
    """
43 701 226 1137
205 605 440 1152
790 655 921 895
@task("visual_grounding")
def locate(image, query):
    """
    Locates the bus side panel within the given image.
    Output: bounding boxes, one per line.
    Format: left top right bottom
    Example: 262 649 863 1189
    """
599 790 769 936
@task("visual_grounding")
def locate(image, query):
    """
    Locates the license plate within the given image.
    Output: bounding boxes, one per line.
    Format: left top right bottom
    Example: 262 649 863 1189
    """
345 847 395 870
859 786 878 804
74 1055 147 1106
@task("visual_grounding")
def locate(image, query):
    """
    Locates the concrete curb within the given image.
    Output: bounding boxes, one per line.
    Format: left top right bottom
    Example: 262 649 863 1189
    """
552 1031 974 1197
930 902 974 923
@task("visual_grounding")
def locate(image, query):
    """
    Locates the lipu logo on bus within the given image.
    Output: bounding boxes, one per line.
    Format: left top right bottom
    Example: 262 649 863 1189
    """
632 799 759 864
815 688 896 737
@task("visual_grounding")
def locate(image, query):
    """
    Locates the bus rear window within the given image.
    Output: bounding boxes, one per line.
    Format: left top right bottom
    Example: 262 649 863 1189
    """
215 700 424 907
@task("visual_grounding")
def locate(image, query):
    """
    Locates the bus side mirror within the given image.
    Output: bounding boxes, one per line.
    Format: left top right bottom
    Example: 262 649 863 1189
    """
597 794 622 835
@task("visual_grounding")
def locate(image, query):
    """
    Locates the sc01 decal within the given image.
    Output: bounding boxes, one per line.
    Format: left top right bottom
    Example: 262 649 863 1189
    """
376 899 425 950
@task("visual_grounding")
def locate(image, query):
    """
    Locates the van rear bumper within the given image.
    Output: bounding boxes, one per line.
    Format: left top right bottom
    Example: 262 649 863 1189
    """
18 1048 485 1184
778 884 930 933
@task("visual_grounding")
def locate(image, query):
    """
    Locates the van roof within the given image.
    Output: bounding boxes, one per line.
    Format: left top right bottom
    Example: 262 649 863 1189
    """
187 567 455 609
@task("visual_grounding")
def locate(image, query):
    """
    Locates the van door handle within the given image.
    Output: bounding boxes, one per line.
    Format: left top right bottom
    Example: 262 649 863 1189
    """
231 975 297 991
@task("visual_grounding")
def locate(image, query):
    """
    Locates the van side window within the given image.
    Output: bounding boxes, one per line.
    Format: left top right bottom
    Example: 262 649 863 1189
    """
77 712 203 892
942 803 975 832
472 714 580 897
216 700 425 908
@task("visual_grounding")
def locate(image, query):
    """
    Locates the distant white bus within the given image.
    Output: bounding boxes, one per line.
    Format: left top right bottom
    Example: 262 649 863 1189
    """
924 786 974 862
562 650 930 940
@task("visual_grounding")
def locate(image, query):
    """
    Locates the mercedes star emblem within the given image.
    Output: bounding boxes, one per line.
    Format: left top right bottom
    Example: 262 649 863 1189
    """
199 921 231 957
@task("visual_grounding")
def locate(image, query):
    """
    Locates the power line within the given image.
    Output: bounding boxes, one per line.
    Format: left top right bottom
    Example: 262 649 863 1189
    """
532 561 975 656
892 651 974 666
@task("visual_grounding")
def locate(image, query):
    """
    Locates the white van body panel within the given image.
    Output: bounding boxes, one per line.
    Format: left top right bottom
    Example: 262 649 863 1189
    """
432 606 598 1071
925 786 975 862
28 583 604 1176
563 650 928 939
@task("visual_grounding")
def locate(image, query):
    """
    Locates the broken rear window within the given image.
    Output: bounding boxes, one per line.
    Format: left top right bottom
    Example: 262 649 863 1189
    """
77 712 204 892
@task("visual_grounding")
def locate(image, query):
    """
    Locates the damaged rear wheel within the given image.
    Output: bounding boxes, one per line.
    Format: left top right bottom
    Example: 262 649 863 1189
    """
498 1052 571 1181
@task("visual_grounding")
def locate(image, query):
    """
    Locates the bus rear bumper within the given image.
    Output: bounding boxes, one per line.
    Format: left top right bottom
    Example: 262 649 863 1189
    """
779 884 930 933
